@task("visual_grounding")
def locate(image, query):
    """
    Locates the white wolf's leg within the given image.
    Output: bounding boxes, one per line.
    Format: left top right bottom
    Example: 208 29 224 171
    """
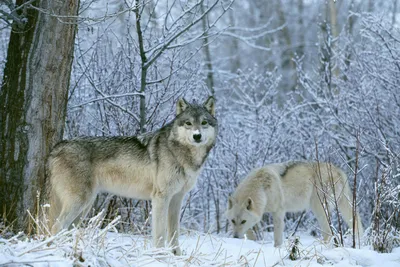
338 196 364 241
310 199 332 243
167 191 185 255
272 211 285 247
152 193 171 248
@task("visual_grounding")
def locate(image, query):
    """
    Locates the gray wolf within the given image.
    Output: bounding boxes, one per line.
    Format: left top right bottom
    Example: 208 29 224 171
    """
47 97 217 255
225 161 363 246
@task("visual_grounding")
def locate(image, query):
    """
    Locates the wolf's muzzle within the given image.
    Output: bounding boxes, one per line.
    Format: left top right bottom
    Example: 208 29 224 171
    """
193 133 202 142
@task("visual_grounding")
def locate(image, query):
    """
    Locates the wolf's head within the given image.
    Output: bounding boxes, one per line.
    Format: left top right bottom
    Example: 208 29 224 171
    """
225 196 260 239
172 96 217 147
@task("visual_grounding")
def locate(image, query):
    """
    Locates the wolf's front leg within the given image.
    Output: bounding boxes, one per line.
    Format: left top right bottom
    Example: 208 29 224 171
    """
272 211 285 247
168 191 185 255
152 193 170 248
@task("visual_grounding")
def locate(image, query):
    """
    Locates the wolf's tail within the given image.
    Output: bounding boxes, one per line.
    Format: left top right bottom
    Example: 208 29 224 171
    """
43 156 61 234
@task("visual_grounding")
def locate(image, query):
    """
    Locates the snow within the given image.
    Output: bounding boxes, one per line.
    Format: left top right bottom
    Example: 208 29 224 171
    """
1 217 399 267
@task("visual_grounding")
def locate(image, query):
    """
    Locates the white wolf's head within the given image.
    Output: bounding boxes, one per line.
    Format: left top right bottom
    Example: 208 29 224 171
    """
173 97 217 147
225 196 260 239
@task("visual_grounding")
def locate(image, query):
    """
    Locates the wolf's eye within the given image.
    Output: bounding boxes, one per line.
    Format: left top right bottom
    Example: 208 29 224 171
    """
201 120 208 125
185 121 192 126
231 219 236 225
241 220 246 225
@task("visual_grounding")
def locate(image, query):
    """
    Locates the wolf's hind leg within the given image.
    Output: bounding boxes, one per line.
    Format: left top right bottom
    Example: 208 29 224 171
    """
310 198 332 243
71 197 96 229
338 195 364 241
167 191 185 255
51 197 87 235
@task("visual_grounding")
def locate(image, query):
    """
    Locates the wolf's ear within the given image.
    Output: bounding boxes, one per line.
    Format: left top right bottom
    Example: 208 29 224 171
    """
176 98 189 115
228 196 234 209
203 96 215 116
246 197 253 211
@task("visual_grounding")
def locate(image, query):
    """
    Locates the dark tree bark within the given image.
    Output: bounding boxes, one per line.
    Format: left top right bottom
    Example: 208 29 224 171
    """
0 0 79 230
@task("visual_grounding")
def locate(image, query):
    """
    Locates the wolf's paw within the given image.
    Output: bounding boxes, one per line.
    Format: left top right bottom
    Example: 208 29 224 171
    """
172 247 182 256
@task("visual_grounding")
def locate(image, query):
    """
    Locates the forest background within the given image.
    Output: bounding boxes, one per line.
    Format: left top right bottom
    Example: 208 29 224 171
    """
0 0 399 253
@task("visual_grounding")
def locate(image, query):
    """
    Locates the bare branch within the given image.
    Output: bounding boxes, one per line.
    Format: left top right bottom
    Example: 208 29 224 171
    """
144 0 233 69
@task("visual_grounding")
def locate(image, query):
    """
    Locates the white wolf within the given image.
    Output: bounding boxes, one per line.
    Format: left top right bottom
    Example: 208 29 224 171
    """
225 161 363 246
47 97 217 255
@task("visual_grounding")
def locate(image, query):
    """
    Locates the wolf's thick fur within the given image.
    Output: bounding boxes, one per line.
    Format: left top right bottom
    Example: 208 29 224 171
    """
225 161 363 246
47 97 217 255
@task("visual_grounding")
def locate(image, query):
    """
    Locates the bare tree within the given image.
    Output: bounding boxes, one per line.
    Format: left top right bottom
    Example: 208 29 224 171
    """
133 0 230 132
0 0 79 230
200 1 215 96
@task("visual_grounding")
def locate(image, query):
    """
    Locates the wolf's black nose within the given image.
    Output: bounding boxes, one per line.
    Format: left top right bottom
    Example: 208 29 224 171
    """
193 133 202 142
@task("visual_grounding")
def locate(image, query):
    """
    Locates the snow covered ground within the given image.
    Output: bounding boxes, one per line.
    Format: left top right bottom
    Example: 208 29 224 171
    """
1 215 400 267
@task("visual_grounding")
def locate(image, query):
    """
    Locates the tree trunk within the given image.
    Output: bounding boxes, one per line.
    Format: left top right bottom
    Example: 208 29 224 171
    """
368 0 374 12
328 0 339 89
201 2 215 96
275 0 296 93
392 0 398 29
228 10 241 73
297 0 304 57
344 0 356 77
329 0 338 39
276 0 293 65
135 0 148 134
0 0 79 230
